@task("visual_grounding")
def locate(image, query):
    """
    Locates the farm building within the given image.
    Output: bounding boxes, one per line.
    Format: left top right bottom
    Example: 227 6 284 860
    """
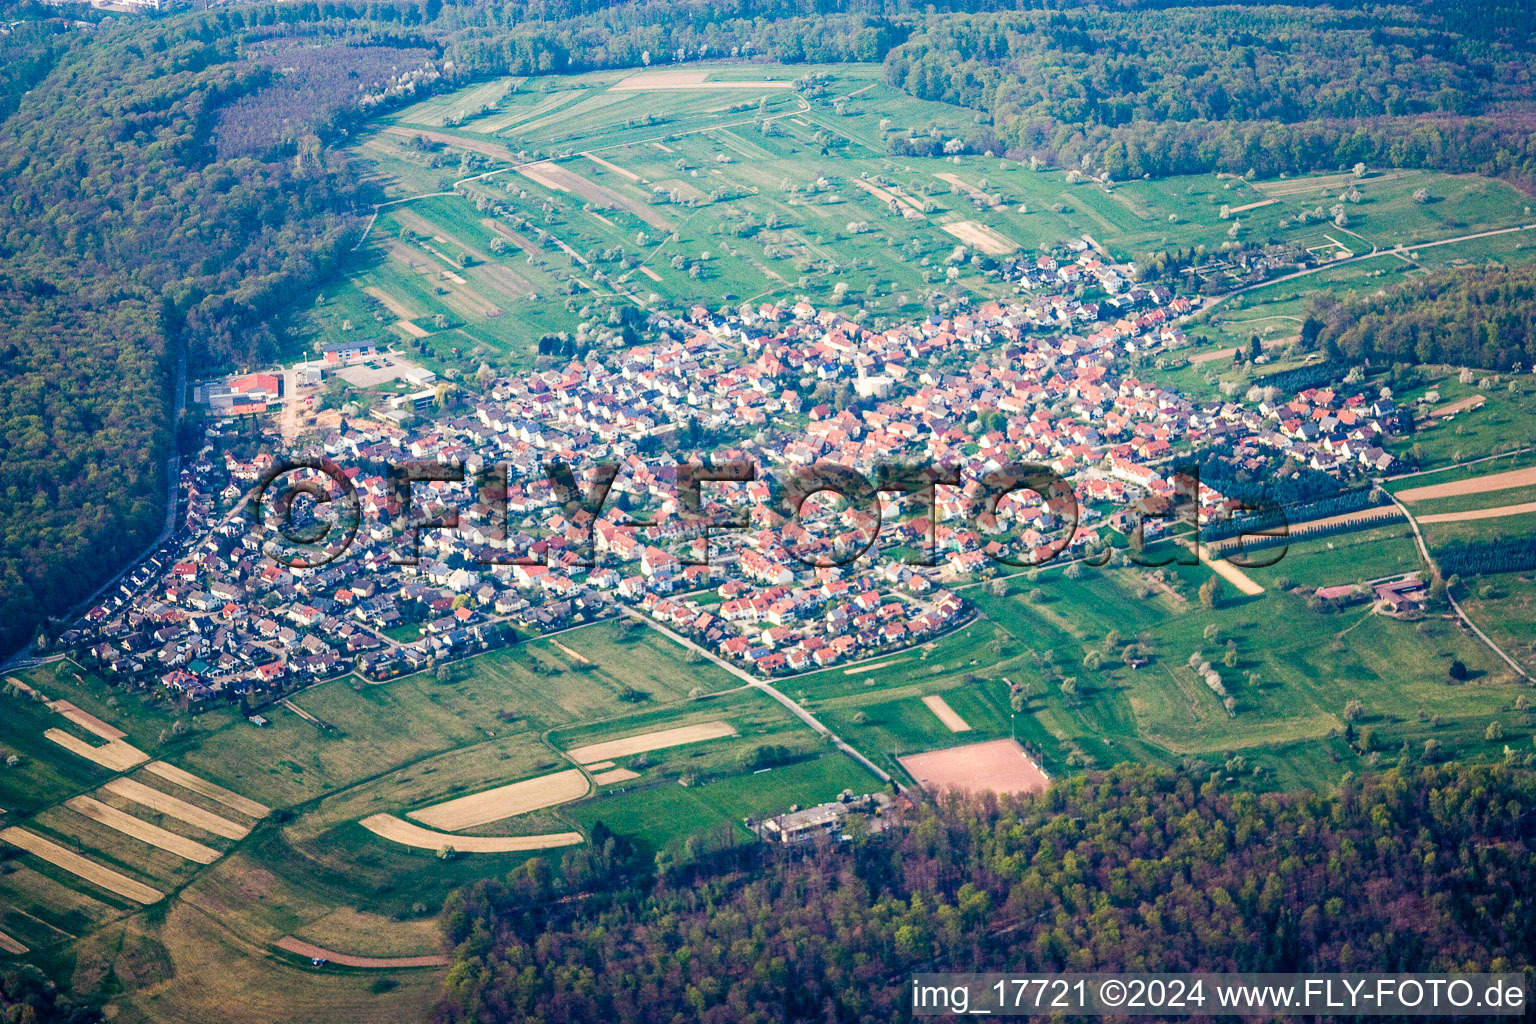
753 792 890 844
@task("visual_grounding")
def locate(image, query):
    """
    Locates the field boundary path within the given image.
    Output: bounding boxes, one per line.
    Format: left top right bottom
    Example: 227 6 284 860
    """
1386 492 1532 682
616 607 896 787
1385 447 1535 484
1200 222 1536 316
274 936 450 969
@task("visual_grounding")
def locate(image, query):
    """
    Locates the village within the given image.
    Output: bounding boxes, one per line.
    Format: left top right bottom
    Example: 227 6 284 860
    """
48 237 1410 714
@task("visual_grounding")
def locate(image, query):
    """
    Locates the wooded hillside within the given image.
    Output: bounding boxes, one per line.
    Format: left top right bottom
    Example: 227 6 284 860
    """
1311 263 1536 370
434 764 1536 1023
885 6 1536 189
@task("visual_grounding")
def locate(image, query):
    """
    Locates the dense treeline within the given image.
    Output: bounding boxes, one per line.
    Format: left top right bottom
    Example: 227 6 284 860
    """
1204 484 1386 541
1249 360 1347 395
434 764 1536 1023
884 6 1536 189
1436 536 1536 579
0 14 429 654
1311 264 1536 371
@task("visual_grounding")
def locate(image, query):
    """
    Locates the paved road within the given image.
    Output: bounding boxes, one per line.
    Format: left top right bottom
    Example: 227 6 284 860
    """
616 606 897 787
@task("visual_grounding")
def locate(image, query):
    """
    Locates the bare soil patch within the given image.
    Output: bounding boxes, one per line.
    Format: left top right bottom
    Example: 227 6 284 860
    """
592 768 641 786
1193 542 1265 596
362 285 417 320
275 936 449 969
611 70 792 91
921 694 972 733
851 179 926 219
1188 335 1294 365
1397 467 1536 502
941 220 1017 255
1425 395 1486 420
899 738 1049 798
583 152 642 182
1417 501 1536 524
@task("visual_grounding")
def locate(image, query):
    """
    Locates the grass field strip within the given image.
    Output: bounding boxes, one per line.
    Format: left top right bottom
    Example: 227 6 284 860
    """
360 814 584 853
64 796 222 865
0 827 163 904
566 721 739 764
143 762 271 818
102 778 251 840
407 768 590 831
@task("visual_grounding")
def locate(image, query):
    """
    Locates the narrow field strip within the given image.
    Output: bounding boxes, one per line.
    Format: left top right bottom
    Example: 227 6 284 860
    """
44 729 148 771
408 769 590 831
0 930 27 955
102 779 250 840
567 721 739 764
941 219 1017 255
582 152 640 181
1416 501 1536 524
1397 466 1536 502
844 657 905 675
143 762 272 818
47 701 125 741
275 935 450 969
610 70 793 91
1194 543 1266 596
64 796 222 865
922 694 972 733
0 827 163 905
360 814 584 853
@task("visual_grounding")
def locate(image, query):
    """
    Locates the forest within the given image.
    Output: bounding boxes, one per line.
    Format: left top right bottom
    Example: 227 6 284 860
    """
1310 264 1536 371
0 12 439 654
433 763 1536 1023
884 6 1536 188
